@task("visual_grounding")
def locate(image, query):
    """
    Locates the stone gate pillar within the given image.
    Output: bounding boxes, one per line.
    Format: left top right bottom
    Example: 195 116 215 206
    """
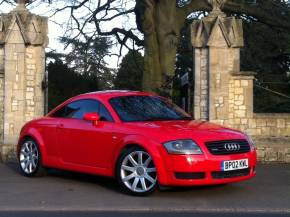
191 0 244 123
0 1 48 161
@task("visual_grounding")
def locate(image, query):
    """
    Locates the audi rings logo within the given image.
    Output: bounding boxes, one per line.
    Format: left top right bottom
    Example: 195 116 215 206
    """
224 143 241 151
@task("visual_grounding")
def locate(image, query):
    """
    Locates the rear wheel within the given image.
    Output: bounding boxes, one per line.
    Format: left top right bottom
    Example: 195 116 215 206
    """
117 147 157 196
19 138 46 177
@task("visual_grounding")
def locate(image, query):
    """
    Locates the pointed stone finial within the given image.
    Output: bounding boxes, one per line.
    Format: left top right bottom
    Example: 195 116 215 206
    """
207 0 227 18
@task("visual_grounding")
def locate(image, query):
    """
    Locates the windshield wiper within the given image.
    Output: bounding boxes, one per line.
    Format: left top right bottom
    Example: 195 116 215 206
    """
143 117 172 121
177 117 193 120
143 117 193 121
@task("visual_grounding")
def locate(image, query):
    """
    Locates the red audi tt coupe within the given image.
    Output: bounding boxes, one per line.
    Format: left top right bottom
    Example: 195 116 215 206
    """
17 91 257 195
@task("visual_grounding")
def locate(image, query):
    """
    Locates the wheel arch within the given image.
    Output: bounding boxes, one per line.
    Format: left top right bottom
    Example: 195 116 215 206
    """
117 143 144 157
18 128 47 165
113 143 147 174
112 135 168 184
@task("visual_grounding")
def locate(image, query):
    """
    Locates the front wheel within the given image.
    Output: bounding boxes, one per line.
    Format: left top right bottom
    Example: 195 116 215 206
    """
116 147 158 196
19 138 46 177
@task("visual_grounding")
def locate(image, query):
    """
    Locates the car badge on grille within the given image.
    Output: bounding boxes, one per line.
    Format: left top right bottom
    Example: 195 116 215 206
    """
224 143 240 151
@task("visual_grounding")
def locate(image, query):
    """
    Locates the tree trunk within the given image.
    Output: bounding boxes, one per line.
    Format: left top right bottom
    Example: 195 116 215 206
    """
142 0 162 92
142 0 180 95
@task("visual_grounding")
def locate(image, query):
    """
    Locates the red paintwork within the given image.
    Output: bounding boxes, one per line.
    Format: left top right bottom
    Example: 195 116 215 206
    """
17 91 257 186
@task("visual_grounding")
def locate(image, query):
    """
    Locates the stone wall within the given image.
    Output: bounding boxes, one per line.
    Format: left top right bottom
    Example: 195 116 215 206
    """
194 49 209 120
0 4 48 161
192 6 290 162
207 63 290 164
225 76 290 162
205 55 290 163
0 47 4 161
25 46 45 122
207 69 290 163
226 77 290 136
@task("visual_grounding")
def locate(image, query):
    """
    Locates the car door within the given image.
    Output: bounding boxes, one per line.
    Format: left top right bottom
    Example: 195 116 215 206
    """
55 99 116 168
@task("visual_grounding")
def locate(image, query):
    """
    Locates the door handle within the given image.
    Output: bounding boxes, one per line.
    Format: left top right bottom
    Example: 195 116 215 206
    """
112 134 118 140
57 123 64 129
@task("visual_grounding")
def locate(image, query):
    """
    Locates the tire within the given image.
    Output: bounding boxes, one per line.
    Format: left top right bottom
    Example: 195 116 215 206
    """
116 147 158 196
18 138 46 177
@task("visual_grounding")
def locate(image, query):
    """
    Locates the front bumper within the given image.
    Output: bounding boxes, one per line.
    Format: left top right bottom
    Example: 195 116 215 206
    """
158 150 257 186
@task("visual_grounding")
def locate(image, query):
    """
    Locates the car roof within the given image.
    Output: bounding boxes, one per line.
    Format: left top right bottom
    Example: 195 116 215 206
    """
75 90 155 100
47 90 158 117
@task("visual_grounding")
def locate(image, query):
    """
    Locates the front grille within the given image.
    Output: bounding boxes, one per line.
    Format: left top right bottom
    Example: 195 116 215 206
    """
175 172 205 180
205 140 250 155
212 168 250 179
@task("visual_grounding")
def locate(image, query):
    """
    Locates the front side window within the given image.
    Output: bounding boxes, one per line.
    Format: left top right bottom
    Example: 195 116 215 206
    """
109 96 192 122
52 99 114 122
52 99 99 119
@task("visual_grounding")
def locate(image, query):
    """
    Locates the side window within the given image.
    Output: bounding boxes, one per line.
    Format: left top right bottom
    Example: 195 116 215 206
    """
68 100 100 119
51 106 67 118
99 103 114 122
65 101 84 119
51 99 100 119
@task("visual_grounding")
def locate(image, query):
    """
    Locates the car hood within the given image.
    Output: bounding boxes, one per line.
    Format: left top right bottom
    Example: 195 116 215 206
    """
125 120 247 144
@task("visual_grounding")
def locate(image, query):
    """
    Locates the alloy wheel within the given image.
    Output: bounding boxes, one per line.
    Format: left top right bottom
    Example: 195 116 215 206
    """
120 150 157 193
19 140 39 174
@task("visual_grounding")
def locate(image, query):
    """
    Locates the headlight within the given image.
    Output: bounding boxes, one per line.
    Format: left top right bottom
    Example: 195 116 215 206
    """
163 140 203 155
246 134 256 150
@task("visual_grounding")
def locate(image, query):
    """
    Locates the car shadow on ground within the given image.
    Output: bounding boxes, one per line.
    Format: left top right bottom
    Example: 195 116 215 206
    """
4 161 233 196
4 161 122 193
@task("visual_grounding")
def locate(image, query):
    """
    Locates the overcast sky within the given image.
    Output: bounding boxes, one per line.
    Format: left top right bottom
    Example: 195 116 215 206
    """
0 0 138 69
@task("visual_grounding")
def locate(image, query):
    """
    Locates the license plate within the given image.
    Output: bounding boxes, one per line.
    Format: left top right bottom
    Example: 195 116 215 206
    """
222 159 248 171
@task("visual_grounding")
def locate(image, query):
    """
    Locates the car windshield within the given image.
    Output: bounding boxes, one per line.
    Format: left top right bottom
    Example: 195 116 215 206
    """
109 95 192 122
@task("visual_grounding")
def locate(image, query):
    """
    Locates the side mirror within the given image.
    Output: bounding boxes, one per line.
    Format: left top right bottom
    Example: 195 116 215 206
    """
83 112 100 126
